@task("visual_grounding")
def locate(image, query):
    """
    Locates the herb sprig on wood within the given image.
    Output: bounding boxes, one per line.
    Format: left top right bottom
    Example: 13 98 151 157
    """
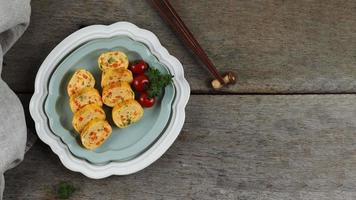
57 182 76 199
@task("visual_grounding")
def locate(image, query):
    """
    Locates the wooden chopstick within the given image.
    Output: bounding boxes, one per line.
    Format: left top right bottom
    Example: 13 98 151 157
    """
149 0 226 84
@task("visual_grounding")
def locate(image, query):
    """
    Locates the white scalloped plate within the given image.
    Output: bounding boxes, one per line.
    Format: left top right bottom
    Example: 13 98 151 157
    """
45 36 176 164
30 22 190 179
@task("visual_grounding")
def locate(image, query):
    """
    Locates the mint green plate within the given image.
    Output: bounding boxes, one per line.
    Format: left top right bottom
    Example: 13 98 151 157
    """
45 36 175 164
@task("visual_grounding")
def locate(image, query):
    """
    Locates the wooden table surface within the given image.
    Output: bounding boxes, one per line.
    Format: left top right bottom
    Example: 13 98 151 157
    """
4 0 356 199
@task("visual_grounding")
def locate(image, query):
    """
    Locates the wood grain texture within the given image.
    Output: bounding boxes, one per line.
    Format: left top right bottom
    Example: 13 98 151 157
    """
4 0 356 93
5 94 356 199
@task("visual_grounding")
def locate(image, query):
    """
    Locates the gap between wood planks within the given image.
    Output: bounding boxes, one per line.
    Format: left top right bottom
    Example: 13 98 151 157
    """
191 91 356 95
15 92 356 96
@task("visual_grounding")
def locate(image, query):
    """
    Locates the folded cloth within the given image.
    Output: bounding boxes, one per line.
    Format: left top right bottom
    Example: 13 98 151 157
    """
0 0 31 199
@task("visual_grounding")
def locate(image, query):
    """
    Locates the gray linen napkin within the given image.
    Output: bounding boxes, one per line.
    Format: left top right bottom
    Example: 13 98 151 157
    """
0 0 31 199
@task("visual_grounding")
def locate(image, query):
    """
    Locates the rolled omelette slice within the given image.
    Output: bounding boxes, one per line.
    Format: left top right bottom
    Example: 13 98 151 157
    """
101 68 133 88
69 87 103 112
81 119 112 150
67 69 95 97
72 104 106 133
102 81 135 107
112 99 144 128
98 51 129 71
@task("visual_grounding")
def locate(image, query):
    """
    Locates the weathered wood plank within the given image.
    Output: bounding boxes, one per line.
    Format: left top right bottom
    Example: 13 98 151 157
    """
4 0 356 93
5 94 356 199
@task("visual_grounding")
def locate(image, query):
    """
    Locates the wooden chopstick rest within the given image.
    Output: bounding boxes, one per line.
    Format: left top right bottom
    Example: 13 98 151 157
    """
211 72 237 89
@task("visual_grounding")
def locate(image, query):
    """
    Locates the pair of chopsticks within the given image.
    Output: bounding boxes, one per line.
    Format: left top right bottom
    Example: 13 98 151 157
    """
148 0 236 89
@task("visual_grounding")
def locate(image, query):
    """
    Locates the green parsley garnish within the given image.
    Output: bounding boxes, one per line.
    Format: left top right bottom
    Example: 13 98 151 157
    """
126 118 132 126
57 182 76 199
108 57 116 64
78 95 84 101
146 68 173 98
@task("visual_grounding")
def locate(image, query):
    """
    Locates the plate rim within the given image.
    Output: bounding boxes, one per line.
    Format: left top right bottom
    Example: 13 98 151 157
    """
30 21 190 178
44 35 177 164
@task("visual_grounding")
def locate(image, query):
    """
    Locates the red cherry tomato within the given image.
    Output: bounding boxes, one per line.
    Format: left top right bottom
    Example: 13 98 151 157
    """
132 74 149 92
130 60 148 74
138 92 155 108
